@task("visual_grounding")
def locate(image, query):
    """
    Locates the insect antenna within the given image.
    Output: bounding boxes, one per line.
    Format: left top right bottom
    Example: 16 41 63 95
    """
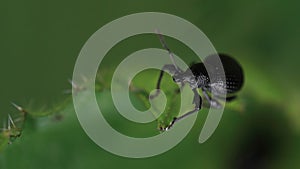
155 29 180 71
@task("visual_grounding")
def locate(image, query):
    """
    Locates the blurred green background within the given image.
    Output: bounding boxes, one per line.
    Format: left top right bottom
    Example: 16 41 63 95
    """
1 0 300 169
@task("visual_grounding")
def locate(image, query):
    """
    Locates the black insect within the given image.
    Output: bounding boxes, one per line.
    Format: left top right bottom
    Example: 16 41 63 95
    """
151 32 244 131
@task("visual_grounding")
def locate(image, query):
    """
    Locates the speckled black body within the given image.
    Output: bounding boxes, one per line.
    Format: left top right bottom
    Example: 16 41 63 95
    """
189 53 244 95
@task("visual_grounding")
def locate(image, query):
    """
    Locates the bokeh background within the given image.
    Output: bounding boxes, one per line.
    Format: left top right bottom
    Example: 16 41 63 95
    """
1 0 300 169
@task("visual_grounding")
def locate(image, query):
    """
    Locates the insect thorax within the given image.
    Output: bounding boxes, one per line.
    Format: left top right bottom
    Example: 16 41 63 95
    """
175 70 209 89
195 74 210 88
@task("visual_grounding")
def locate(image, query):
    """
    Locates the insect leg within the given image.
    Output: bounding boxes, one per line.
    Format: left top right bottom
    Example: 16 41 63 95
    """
155 30 181 71
150 64 178 99
202 88 223 109
152 30 184 99
164 88 202 130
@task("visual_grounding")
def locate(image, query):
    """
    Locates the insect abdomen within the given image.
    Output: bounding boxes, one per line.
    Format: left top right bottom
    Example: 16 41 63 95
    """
199 53 244 94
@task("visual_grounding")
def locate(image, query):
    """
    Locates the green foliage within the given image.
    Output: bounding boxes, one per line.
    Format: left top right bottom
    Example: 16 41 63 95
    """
1 0 300 168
